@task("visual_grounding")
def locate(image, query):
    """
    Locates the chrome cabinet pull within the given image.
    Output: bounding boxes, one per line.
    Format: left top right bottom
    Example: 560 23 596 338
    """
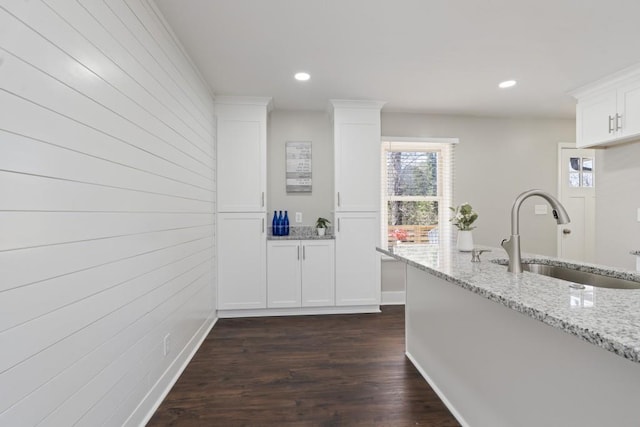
303 246 306 260
297 246 300 260
337 218 340 232
261 192 264 207
262 218 265 233
616 113 623 131
337 192 341 207
608 115 614 133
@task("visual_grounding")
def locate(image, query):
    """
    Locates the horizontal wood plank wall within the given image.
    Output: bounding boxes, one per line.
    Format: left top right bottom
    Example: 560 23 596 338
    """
0 0 216 425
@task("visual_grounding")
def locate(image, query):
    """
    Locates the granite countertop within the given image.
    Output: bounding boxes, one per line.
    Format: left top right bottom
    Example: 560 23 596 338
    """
378 244 640 364
267 226 335 241
268 235 335 241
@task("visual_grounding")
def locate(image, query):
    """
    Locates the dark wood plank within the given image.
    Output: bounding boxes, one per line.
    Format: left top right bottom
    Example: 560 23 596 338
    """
148 306 460 426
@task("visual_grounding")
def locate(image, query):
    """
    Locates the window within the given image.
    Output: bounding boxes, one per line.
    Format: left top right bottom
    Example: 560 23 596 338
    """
569 157 594 188
381 138 455 249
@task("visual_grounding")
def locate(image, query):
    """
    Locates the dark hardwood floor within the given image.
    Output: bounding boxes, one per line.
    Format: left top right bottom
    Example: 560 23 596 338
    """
148 306 460 426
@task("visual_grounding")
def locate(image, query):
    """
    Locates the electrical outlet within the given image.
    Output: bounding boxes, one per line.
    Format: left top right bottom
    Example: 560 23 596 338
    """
637 208 640 222
163 333 171 357
534 205 548 215
295 212 302 223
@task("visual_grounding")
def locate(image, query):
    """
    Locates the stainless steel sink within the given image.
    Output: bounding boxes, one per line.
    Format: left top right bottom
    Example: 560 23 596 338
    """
519 263 640 290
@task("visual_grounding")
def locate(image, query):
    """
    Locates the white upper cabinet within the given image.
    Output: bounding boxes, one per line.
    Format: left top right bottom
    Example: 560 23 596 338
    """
572 66 640 148
576 91 617 147
617 79 640 139
215 97 271 212
331 100 385 212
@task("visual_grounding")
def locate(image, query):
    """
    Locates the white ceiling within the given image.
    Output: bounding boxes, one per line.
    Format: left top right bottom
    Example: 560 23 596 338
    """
154 0 640 118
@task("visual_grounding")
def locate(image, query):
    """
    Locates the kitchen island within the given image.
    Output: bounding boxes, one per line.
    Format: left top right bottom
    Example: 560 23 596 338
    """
379 244 640 427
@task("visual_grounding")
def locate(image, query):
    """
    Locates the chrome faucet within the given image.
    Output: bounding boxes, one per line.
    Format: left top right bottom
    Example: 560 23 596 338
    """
501 189 570 273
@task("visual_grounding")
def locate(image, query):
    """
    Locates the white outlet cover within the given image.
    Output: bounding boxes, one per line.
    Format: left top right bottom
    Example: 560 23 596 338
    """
295 212 302 223
637 208 640 222
534 205 548 215
163 334 170 356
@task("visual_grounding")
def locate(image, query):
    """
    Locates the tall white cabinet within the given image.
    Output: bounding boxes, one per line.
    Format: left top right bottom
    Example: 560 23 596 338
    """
331 100 385 309
215 97 271 311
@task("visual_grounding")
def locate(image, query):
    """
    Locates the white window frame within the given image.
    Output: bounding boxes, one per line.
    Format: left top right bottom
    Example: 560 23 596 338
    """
381 137 456 250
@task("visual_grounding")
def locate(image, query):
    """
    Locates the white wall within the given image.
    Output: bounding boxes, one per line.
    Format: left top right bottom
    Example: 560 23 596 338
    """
268 110 334 226
382 113 575 255
595 142 640 270
0 1 215 426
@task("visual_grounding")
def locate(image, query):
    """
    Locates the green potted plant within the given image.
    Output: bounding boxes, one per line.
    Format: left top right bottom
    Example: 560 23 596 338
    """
315 217 331 236
449 203 478 251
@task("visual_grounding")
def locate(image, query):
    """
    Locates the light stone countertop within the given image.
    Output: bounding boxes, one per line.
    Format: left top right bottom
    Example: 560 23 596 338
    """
378 244 640 364
267 225 335 241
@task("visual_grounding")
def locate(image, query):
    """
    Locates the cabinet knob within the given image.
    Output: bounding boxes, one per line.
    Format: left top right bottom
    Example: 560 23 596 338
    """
562 228 571 235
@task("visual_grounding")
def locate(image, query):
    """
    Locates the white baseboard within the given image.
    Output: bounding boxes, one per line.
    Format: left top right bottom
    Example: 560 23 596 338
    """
127 315 218 427
405 351 468 427
381 291 405 305
217 305 381 318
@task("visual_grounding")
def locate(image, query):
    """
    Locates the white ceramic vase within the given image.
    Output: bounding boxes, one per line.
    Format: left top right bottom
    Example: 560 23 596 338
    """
317 228 326 236
457 230 474 252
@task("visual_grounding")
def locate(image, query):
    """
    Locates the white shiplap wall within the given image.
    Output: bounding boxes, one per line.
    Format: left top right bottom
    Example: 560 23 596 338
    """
0 0 216 425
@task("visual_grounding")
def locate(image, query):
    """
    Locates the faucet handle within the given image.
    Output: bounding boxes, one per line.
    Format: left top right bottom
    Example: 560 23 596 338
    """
471 249 490 262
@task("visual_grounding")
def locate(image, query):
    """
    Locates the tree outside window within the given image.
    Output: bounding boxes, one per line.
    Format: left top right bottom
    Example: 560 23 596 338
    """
381 140 454 248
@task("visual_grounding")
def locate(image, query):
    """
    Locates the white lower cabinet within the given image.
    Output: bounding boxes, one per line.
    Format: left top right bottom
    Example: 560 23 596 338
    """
267 240 335 308
266 240 301 308
301 241 336 306
334 212 381 306
217 213 266 310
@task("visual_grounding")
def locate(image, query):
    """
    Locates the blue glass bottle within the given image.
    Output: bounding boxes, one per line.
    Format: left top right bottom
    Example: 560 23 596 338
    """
283 211 290 236
272 210 278 236
277 210 283 236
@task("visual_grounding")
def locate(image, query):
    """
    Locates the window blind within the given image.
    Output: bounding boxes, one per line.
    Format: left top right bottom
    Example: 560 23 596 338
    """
380 138 457 251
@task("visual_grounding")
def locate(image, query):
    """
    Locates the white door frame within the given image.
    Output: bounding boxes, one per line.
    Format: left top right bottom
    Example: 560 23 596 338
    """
556 142 575 257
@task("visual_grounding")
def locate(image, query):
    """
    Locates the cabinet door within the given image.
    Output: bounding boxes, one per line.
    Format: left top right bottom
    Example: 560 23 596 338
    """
216 101 268 212
576 91 617 147
301 240 335 307
335 213 380 306
617 79 640 139
217 213 266 309
334 116 381 211
267 241 301 308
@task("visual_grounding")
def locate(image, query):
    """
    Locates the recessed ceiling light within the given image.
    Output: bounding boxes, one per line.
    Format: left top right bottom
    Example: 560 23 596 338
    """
499 80 517 89
294 72 310 81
